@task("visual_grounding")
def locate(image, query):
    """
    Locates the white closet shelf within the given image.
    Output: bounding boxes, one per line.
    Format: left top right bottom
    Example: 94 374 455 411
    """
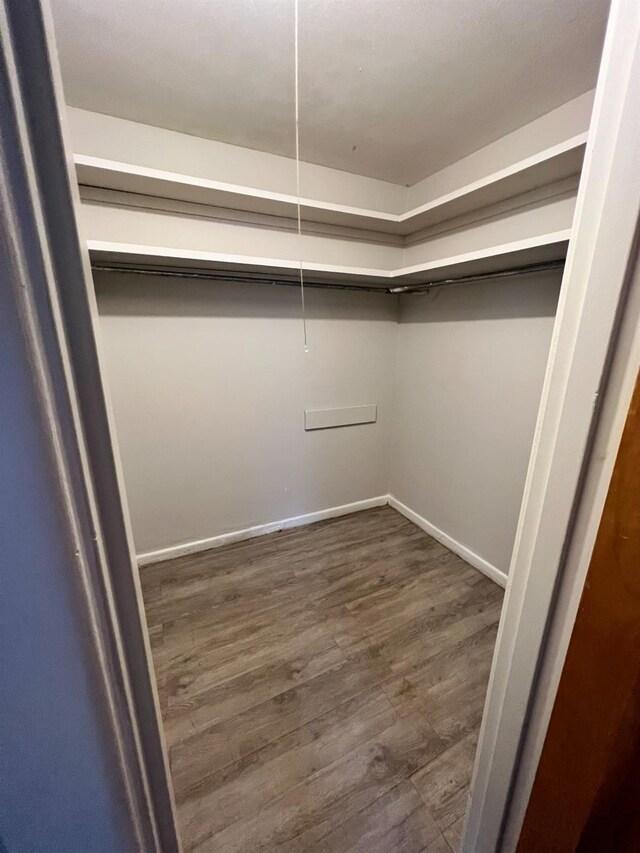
75 134 586 239
88 230 570 289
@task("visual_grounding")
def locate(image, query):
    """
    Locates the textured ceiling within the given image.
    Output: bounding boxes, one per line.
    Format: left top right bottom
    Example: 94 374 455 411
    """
50 0 609 185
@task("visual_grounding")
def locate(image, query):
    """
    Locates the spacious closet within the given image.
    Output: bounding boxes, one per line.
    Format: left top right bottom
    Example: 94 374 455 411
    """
49 1 609 850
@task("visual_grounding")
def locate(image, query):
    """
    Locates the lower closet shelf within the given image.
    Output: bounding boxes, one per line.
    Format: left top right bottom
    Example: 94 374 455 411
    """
88 230 570 291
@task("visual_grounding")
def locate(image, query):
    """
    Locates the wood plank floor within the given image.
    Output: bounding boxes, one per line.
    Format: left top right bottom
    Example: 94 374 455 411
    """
140 506 503 853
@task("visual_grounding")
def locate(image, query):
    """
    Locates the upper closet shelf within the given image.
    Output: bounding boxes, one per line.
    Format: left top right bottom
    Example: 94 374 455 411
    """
88 229 570 290
75 133 586 239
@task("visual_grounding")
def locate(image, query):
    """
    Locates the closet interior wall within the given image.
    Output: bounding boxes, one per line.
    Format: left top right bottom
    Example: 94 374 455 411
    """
95 273 398 557
74 90 590 580
390 270 561 576
93 270 558 582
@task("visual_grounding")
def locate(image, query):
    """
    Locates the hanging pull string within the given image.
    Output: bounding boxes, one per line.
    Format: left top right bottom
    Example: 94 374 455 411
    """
294 0 309 351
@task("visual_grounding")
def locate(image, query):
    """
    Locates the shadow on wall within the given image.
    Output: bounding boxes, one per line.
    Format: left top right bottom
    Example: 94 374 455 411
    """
398 269 562 323
94 268 562 323
93 271 396 321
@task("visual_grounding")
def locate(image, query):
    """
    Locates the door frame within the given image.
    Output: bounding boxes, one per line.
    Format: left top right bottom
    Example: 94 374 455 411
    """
463 0 640 849
4 0 640 851
0 1 180 850
516 368 640 848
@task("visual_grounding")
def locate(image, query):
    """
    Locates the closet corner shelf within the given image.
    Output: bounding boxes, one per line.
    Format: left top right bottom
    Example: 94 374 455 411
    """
75 133 586 239
88 230 570 290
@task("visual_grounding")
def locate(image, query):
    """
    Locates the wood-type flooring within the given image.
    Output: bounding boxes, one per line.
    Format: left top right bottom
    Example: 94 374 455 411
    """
140 506 503 852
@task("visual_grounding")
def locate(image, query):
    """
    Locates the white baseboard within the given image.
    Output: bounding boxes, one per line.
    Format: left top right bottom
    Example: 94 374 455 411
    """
388 495 507 588
138 493 508 589
137 495 389 566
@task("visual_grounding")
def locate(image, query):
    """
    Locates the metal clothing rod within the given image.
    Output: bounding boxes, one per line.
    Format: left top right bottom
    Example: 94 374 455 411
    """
90 265 388 293
387 259 565 293
91 257 565 295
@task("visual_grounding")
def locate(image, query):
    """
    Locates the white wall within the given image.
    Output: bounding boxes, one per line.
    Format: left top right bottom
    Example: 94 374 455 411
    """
95 270 559 572
402 191 576 268
95 272 397 554
407 91 593 208
389 270 561 575
80 199 400 270
67 107 407 213
67 94 593 216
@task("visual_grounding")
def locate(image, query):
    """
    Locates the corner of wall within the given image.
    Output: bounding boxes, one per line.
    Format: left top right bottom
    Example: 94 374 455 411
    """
385 292 403 497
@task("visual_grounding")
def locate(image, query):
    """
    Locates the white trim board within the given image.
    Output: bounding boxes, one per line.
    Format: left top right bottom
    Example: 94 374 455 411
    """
388 496 508 589
88 230 571 290
137 495 388 565
75 134 586 239
464 2 640 849
138 493 508 591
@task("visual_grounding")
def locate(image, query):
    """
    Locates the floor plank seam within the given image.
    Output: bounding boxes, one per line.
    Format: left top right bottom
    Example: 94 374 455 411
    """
142 506 501 852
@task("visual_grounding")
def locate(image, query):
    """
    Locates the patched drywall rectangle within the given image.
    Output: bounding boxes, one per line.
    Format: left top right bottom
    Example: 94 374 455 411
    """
304 404 377 430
